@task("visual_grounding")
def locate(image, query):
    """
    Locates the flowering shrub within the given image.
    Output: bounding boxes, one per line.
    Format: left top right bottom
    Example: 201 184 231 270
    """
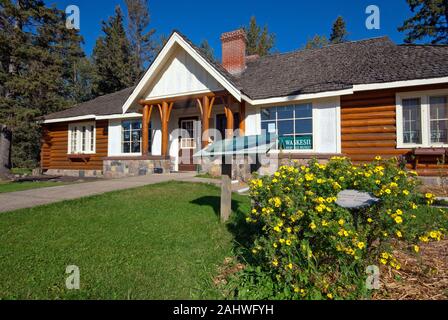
230 157 447 300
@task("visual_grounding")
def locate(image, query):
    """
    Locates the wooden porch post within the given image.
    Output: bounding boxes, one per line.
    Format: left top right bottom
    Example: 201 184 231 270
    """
158 101 173 157
224 96 234 139
239 100 246 136
142 104 153 156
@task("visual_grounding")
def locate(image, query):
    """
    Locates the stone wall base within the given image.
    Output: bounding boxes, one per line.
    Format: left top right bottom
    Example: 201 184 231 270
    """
103 158 173 179
45 169 103 178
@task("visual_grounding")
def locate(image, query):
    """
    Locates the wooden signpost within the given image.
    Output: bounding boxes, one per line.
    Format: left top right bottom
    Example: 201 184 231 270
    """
220 174 232 222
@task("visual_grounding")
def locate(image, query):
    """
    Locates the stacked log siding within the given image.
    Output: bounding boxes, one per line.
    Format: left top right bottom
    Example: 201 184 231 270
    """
41 120 108 170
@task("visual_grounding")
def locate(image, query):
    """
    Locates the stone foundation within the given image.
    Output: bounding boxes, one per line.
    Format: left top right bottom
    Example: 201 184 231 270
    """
45 169 103 178
103 158 173 179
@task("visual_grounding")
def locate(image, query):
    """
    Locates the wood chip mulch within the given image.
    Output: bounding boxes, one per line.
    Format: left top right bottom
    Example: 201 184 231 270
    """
373 240 448 300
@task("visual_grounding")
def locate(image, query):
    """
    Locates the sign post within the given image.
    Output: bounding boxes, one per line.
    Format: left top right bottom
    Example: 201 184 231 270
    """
220 174 232 222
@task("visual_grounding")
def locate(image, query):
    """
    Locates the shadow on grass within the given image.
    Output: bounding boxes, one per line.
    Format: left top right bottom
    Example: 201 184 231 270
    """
191 196 259 262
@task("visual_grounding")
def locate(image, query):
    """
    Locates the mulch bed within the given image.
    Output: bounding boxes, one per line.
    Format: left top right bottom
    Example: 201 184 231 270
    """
373 240 448 300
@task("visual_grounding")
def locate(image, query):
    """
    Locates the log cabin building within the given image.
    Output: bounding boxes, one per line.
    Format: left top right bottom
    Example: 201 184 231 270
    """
41 29 448 179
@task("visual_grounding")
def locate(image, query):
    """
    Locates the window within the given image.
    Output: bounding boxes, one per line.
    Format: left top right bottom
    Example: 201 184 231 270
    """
68 122 95 154
397 91 448 148
261 104 313 150
122 120 142 154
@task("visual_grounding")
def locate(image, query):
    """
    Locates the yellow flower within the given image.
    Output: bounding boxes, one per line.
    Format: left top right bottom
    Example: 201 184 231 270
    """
286 240 292 246
309 222 317 230
367 218 373 223
413 245 420 253
272 178 278 183
403 190 410 196
380 258 387 265
286 227 292 233
338 219 345 226
385 189 391 194
396 230 403 238
375 156 382 161
425 193 434 199
305 173 315 181
412 203 418 210
287 263 293 270
274 172 280 177
396 209 403 215
321 220 329 227
252 249 258 254
357 242 366 250
273 243 278 248
279 238 286 244
327 293 333 299
394 216 403 224
317 178 324 184
273 226 281 233
272 259 279 267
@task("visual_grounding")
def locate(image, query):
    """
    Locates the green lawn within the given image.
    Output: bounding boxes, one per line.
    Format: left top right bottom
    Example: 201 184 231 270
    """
0 181 250 300
0 181 69 194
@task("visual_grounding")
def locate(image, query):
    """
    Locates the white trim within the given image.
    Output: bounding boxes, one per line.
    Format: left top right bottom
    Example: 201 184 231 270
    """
396 88 448 148
96 113 142 120
43 113 142 124
68 121 96 155
354 77 448 92
243 89 353 106
44 115 96 124
121 32 241 114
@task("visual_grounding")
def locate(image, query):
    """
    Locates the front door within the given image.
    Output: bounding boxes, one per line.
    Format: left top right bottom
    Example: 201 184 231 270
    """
178 118 198 171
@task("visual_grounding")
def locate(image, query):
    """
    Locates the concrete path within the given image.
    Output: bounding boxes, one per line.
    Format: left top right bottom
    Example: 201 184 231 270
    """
0 172 210 213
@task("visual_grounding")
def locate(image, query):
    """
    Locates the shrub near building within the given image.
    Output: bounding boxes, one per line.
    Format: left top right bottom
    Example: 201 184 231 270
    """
229 157 446 300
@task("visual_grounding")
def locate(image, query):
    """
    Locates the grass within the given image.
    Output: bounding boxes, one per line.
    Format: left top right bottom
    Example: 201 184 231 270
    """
0 180 69 194
0 181 250 300
10 168 33 176
195 173 221 180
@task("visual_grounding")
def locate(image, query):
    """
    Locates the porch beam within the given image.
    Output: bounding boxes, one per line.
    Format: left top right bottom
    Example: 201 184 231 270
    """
201 95 211 148
142 104 151 156
138 90 227 107
224 96 234 139
157 101 174 157
239 100 246 136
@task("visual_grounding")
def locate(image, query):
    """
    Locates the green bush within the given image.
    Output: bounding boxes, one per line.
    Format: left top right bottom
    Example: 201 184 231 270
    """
227 157 447 300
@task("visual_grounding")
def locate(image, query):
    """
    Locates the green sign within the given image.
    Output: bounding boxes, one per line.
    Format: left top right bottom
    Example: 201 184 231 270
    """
279 135 313 150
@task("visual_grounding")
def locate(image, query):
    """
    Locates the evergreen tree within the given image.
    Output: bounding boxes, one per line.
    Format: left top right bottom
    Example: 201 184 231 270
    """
244 16 275 56
329 16 348 43
399 0 448 44
0 0 86 170
92 6 137 96
304 35 330 49
124 0 156 76
198 39 215 62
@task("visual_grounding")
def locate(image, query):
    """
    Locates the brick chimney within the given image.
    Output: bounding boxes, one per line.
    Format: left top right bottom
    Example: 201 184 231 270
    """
221 29 247 74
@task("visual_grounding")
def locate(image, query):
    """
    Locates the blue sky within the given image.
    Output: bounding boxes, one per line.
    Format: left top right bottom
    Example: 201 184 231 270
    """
46 0 414 58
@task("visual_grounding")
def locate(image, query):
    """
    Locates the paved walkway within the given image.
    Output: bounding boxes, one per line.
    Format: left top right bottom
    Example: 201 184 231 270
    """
0 172 217 213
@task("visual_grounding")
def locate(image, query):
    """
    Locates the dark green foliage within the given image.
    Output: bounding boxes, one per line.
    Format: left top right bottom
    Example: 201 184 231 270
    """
92 6 138 96
329 16 348 44
199 39 215 62
399 0 448 44
0 0 87 168
244 16 275 56
124 0 156 76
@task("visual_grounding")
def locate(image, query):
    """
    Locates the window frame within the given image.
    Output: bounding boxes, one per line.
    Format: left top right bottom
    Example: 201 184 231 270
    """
260 103 315 153
121 119 143 155
68 121 96 154
396 89 448 148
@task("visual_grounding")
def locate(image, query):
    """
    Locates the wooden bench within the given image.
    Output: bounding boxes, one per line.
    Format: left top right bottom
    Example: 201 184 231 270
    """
412 148 447 169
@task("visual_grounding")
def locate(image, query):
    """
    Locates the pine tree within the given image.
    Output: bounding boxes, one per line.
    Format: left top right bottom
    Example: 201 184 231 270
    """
0 0 87 170
329 16 348 44
92 6 138 96
399 0 448 44
244 16 275 56
304 35 330 49
199 39 215 62
125 0 156 76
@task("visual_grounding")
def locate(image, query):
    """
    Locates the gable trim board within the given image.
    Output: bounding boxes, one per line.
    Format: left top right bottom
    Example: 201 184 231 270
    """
122 32 242 114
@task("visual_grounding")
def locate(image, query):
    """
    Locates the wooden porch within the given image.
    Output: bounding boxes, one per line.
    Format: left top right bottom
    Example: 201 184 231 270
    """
137 91 246 158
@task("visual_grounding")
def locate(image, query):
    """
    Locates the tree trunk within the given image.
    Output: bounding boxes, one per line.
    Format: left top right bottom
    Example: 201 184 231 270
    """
0 124 12 180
